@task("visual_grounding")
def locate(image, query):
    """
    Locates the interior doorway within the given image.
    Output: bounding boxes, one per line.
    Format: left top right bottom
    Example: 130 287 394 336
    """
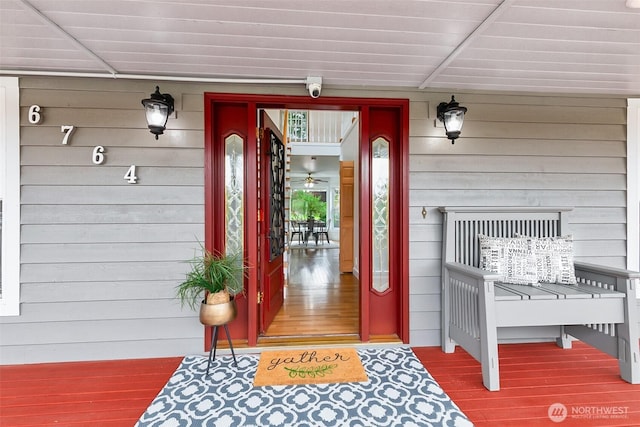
203 93 410 348
259 109 360 342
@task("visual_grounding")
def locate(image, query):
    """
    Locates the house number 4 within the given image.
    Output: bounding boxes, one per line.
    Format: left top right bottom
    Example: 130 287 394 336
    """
124 165 138 184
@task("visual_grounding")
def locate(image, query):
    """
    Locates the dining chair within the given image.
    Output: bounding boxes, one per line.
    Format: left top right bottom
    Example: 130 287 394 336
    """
315 219 330 244
290 221 303 245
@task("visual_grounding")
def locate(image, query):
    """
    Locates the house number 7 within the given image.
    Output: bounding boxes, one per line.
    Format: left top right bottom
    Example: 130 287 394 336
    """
61 125 75 145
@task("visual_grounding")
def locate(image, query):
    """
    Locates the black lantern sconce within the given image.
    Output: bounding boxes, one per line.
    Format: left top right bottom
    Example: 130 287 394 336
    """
437 95 467 144
141 86 174 139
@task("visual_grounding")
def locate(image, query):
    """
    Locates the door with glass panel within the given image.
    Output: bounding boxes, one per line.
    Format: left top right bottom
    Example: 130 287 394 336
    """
258 110 286 333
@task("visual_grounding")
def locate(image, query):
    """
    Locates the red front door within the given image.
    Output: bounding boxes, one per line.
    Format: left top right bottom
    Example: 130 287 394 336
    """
258 110 285 333
204 94 409 346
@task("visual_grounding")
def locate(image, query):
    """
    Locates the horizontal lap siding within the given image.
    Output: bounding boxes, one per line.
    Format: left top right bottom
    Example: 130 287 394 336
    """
0 78 631 362
1 79 207 363
408 93 629 346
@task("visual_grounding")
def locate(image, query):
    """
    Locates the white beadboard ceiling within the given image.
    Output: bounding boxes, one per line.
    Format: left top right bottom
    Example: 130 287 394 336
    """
1 0 639 95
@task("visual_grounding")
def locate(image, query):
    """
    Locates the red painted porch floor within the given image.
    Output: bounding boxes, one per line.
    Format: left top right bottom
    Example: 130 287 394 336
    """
1 342 639 426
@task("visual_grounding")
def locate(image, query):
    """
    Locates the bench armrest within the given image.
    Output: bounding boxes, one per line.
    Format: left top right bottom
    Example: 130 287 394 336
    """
574 262 640 280
444 262 502 282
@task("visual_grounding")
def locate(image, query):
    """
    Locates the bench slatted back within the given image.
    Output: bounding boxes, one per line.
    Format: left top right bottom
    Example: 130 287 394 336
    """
440 207 571 268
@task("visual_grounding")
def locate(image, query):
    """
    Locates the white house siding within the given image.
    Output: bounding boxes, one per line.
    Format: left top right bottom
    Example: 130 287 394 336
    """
0 77 633 363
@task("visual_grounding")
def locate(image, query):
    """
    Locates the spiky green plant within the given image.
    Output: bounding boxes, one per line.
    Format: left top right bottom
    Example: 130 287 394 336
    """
177 247 246 310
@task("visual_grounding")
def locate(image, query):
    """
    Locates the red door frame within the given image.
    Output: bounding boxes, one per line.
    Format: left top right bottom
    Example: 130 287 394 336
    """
204 93 409 347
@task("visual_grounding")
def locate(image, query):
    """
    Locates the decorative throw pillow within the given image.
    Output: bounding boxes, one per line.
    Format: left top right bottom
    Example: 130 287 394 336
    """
478 234 505 275
549 236 577 285
478 235 539 286
528 237 557 283
520 235 577 285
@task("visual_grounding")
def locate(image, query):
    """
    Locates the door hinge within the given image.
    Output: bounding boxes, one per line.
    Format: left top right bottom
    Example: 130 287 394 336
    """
257 291 264 304
257 127 264 140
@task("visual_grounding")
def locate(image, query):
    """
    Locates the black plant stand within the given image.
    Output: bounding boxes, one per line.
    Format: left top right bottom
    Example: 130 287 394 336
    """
206 324 238 376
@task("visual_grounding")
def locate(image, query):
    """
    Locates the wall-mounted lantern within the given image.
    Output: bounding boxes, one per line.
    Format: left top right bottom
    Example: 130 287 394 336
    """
141 86 174 139
437 95 467 144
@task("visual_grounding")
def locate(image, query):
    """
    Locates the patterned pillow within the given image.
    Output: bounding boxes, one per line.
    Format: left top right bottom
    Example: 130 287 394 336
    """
532 235 577 285
478 235 539 286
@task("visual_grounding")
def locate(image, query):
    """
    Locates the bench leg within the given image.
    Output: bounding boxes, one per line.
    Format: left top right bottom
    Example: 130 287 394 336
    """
441 269 456 353
478 281 500 391
617 298 640 384
480 332 500 391
442 336 456 353
617 337 640 384
617 279 640 384
556 326 572 349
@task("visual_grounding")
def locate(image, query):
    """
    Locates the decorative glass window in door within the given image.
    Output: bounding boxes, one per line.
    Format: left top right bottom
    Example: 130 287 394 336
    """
225 134 244 257
268 131 286 260
372 137 390 293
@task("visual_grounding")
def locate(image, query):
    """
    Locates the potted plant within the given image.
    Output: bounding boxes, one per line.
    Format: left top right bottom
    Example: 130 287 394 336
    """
177 246 246 326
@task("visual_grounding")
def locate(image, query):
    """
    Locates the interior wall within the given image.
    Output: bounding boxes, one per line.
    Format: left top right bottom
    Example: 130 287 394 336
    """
340 116 359 275
0 76 632 363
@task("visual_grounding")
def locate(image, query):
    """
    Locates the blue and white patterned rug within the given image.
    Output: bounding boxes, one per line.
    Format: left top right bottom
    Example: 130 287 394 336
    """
136 347 473 427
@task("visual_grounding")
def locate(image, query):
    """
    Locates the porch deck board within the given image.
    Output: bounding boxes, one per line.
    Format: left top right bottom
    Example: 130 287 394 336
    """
414 341 640 426
0 357 182 426
1 343 639 426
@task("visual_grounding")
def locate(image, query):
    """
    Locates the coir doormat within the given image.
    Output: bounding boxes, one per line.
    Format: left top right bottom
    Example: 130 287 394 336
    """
253 347 368 386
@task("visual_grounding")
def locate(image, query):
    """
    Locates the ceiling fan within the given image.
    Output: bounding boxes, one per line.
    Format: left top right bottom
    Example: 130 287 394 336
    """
293 172 328 188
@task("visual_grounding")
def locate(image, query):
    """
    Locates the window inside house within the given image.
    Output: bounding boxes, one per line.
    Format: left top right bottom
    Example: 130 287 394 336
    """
332 188 340 228
290 190 327 222
1 77 20 316
287 110 308 143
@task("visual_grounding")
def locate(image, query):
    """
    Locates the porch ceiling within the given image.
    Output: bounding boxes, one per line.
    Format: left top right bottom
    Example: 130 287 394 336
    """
1 0 639 95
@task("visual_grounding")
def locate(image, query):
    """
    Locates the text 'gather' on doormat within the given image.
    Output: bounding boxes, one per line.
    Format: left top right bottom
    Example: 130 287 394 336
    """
253 348 368 387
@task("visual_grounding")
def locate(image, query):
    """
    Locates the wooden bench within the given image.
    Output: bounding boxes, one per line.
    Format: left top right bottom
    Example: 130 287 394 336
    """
439 206 640 391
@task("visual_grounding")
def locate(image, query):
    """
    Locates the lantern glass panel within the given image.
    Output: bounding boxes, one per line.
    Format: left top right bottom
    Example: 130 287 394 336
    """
444 109 465 133
145 103 169 128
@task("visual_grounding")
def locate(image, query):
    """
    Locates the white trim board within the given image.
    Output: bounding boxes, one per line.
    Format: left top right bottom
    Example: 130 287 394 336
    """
627 98 639 274
627 99 640 301
0 77 20 316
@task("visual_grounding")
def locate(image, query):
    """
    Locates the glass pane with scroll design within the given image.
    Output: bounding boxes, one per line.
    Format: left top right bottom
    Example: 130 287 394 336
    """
225 134 244 258
372 137 389 293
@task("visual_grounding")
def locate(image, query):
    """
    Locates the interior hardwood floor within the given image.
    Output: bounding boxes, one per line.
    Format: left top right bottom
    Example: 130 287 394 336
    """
259 245 359 342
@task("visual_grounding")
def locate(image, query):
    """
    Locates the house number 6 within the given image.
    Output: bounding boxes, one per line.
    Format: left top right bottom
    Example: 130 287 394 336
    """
28 105 43 124
92 146 105 164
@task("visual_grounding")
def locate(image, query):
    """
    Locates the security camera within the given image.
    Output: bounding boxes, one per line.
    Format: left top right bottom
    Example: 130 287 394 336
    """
306 77 322 98
308 83 321 98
